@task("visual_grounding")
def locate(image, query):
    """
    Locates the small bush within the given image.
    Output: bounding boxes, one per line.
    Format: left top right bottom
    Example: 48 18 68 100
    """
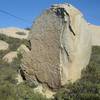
16 32 26 35
25 27 31 30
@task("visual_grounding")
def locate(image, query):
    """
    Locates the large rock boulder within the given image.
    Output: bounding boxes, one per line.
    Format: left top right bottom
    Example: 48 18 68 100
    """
21 3 100 91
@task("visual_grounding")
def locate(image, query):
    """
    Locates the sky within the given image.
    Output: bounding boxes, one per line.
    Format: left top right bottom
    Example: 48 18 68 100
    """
0 0 100 28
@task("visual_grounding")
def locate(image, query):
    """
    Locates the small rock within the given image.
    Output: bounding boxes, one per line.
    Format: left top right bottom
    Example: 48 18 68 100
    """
3 51 17 63
16 73 23 84
0 40 9 50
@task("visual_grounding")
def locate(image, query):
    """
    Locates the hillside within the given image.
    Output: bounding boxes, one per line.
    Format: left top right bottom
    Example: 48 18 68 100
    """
0 3 100 100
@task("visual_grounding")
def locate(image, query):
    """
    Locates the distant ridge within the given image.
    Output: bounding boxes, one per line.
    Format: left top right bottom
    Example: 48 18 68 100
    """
0 27 29 39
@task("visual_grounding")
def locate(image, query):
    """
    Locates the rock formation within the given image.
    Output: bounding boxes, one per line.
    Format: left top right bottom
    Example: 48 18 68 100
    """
21 3 100 93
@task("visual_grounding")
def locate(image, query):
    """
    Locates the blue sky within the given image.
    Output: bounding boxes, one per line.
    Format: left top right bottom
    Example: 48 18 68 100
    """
0 0 100 28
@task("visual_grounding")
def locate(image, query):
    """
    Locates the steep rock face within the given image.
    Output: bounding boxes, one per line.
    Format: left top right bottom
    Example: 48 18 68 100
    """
21 4 92 90
22 9 63 89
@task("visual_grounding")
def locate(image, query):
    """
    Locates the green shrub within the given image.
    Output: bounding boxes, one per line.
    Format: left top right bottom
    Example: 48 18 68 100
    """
16 32 26 35
25 27 31 30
